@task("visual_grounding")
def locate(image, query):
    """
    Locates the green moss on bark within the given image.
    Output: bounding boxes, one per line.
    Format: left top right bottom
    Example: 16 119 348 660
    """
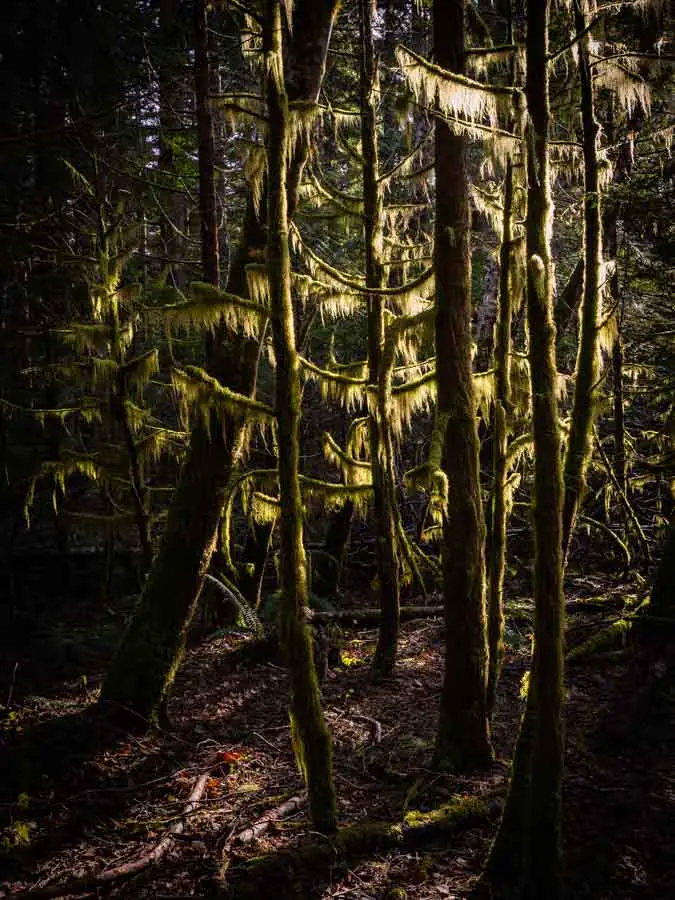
433 0 492 771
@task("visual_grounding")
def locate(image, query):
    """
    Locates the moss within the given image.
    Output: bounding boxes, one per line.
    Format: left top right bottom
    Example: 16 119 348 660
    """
403 796 489 830
567 618 633 664
227 797 497 895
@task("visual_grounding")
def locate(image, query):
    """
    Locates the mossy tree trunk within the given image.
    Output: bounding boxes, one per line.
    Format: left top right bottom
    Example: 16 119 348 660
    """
487 158 514 715
359 0 400 677
562 0 603 559
488 2 566 896
433 0 492 771
524 0 565 890
99 0 338 725
265 0 337 833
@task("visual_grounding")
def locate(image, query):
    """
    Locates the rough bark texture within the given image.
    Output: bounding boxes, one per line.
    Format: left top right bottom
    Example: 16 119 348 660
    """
488 4 565 897
521 2 565 894
433 0 492 771
562 0 603 559
265 0 336 833
487 160 514 714
359 0 400 677
100 0 338 724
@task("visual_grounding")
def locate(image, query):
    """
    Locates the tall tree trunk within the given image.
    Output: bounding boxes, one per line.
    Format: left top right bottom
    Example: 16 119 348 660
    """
99 0 338 725
562 0 603 559
265 0 337 833
359 0 401 677
487 158 514 715
487 4 565 897
433 0 492 770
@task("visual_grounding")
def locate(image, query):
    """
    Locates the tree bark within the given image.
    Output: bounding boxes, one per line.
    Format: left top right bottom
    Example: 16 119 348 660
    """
433 0 492 771
562 0 604 559
487 159 514 715
265 0 336 833
487 4 565 896
359 0 401 677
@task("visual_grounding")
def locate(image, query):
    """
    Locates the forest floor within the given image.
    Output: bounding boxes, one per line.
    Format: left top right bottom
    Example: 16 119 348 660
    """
0 567 674 899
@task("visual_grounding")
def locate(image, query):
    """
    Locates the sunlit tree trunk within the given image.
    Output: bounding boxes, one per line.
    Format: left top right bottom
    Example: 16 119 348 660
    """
100 0 339 725
487 3 565 896
359 0 400 677
562 0 603 559
433 0 492 770
265 0 337 833
487 158 514 715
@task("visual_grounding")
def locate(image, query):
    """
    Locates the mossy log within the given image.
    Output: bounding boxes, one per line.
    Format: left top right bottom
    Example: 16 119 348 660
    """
309 605 444 625
222 795 500 898
566 618 633 665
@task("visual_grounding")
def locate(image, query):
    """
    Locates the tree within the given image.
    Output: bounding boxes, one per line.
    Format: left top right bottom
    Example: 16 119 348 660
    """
432 0 493 770
561 0 607 559
359 0 401 676
264 0 337 833
487 1 566 895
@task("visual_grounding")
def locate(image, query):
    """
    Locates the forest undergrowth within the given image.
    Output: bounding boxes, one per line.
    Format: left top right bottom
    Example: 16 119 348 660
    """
1 562 673 900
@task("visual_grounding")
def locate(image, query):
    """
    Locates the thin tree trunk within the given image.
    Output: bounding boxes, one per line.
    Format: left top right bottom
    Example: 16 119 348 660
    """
608 207 627 496
265 0 336 833
359 0 400 677
522 1 565 893
433 0 492 770
562 0 603 559
487 158 514 715
487 4 565 896
100 0 338 725
313 499 354 598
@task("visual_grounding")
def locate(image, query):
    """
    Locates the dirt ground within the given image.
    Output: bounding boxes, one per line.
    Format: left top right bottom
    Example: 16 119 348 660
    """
0 570 673 899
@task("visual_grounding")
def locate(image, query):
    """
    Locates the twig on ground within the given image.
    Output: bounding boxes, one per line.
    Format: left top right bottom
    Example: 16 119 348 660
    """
225 793 307 850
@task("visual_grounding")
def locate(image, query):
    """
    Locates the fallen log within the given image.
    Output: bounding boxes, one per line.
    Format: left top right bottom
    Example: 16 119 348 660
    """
308 605 444 625
221 793 501 897
13 773 210 899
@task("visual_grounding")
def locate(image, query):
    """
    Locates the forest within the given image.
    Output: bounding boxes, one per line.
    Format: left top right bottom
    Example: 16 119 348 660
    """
0 0 673 897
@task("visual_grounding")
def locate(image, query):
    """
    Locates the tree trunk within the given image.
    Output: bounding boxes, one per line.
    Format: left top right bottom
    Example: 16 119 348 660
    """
359 0 401 677
99 0 338 725
433 0 492 771
313 499 354 598
265 0 336 833
487 4 565 896
487 159 514 715
520 2 565 894
562 0 603 559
